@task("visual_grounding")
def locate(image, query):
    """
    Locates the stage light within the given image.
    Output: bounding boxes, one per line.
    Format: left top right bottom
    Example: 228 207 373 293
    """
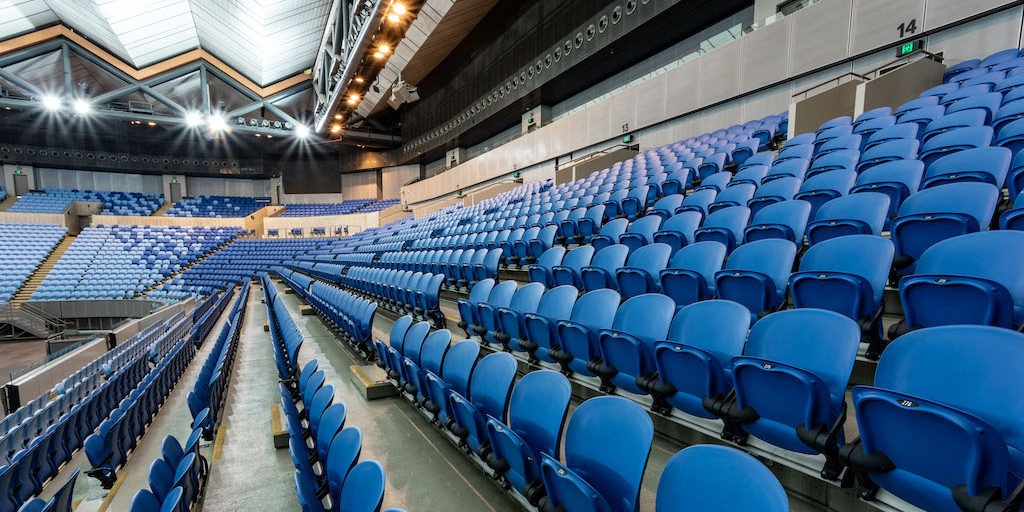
374 52 384 59
331 125 341 133
207 114 227 132
388 13 400 22
147 121 157 126
392 4 406 14
73 99 91 115
355 77 364 83
379 45 390 53
185 112 203 127
41 95 61 111
295 125 310 138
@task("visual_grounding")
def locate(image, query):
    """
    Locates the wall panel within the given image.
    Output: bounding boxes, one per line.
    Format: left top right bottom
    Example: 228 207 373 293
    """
739 16 791 93
788 0 852 76
699 39 741 105
850 0 925 55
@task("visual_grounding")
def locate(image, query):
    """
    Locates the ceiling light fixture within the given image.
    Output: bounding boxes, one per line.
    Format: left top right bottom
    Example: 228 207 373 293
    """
379 45 390 53
387 13 400 22
207 114 227 132
355 77 364 83
147 121 157 126
347 99 357 105
331 125 342 133
392 3 406 14
73 100 91 115
374 52 384 59
185 112 203 127
335 114 342 119
41 95 61 111
295 125 310 138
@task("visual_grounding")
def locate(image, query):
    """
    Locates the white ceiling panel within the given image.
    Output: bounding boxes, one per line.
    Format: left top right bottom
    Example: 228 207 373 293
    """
0 0 331 86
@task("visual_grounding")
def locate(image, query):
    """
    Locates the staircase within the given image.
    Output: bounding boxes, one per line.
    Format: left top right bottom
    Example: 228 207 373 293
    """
152 202 174 216
0 302 66 340
10 235 75 303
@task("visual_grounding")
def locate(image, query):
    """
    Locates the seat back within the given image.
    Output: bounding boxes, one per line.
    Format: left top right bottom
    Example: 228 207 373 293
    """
655 445 789 512
892 182 1000 262
469 352 518 421
506 370 572 457
791 235 894 319
922 146 1011 189
744 200 811 244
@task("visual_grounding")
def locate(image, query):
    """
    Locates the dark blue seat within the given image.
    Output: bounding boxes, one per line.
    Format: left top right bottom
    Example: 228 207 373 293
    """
805 192 889 245
996 118 1024 163
539 397 653 512
843 326 1024 512
475 281 518 344
850 160 924 228
485 370 571 503
865 122 921 150
527 247 566 288
659 241 727 310
594 293 676 395
714 239 797 321
448 352 517 456
404 329 451 402
743 200 811 244
652 300 750 418
655 445 789 512
675 189 717 222
648 194 685 222
990 100 1024 134
569 205 607 244
1000 191 1024 231
552 289 621 377
898 231 1024 332
922 146 1011 189
918 125 994 169
617 215 663 255
814 135 861 160
580 244 629 292
495 283 545 353
652 211 701 255
425 340 479 426
693 206 750 254
795 169 856 220
856 139 920 174
589 218 628 252
806 150 859 179
748 177 801 218
456 279 494 338
521 286 579 364
763 158 809 184
696 172 732 193
890 182 999 275
790 235 894 357
335 460 387 512
615 243 672 298
661 169 691 197
709 309 860 480
729 165 770 187
551 246 594 289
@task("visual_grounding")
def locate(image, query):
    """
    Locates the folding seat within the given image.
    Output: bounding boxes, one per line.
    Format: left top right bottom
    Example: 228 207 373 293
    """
475 280 518 344
524 225 558 264
498 229 525 264
456 278 494 337
655 445 788 512
789 234 893 356
674 188 716 222
852 115 896 141
794 170 856 220
918 125 994 169
404 329 451 403
938 83 994 107
993 55 1024 74
693 206 749 254
520 286 579 364
708 183 755 214
921 109 987 145
697 153 727 180
617 215 663 254
773 143 813 167
747 176 801 217
539 396 653 512
459 250 487 289
684 172 725 196
494 283 545 353
590 293 676 395
896 230 1024 333
943 59 979 83
730 139 759 167
614 243 672 298
848 160 922 224
856 139 920 174
620 186 655 220
570 204 606 244
991 100 1024 135
728 165 769 188
583 217 624 252
764 158 809 183
806 149 859 179
472 248 502 284
424 339 478 426
996 118 1024 158
660 168 691 196
743 200 811 244
602 189 630 219
704 309 859 479
547 288 620 377
652 300 750 418
647 194 684 223
1001 191 1024 230
650 210 701 255
447 352 517 456
842 325 1024 512
894 96 940 119
737 151 775 172
922 146 1011 190
981 48 1019 68
484 370 571 502
579 244 629 292
713 239 796 321
509 227 540 266
527 247 566 288
919 83 960 100
813 125 853 154
890 182 999 275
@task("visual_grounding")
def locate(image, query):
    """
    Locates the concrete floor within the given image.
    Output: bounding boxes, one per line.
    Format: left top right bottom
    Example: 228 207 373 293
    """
0 339 48 383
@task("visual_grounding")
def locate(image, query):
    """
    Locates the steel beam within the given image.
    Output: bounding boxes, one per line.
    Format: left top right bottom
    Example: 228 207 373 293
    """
61 43 72 95
200 65 211 113
140 85 187 115
0 68 42 98
315 0 387 134
89 83 141 106
0 39 62 68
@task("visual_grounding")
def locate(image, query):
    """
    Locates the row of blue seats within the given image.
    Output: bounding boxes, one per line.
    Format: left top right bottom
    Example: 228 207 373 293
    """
279 199 376 217
128 426 206 512
275 270 378 358
285 261 346 284
166 195 268 218
262 275 404 512
372 315 791 512
336 268 445 328
188 282 249 439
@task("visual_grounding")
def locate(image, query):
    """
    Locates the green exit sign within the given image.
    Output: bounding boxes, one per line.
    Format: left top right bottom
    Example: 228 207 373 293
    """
898 40 922 57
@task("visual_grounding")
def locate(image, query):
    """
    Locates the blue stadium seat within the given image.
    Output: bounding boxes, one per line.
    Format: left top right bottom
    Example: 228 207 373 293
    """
652 211 701 255
856 139 920 174
448 352 517 456
551 246 594 288
922 146 1011 189
1000 191 1024 230
714 239 796 321
659 241 727 310
425 339 479 426
850 160 925 226
805 192 890 245
656 445 789 512
918 126 994 169
552 289 621 377
743 200 811 244
693 206 750 254
457 279 494 338
495 283 545 353
521 285 579 363
589 218 628 252
615 243 672 298
581 244 629 292
709 183 755 214
795 169 856 219
748 176 802 218
528 247 566 288
475 281 518 344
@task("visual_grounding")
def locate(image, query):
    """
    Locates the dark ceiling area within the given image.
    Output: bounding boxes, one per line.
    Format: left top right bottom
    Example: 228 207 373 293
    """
391 0 752 165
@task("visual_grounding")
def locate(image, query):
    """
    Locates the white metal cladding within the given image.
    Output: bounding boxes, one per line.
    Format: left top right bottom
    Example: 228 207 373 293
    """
925 0 1015 30
0 0 331 86
788 0 852 76
739 16 791 93
850 0 925 55
698 37 740 105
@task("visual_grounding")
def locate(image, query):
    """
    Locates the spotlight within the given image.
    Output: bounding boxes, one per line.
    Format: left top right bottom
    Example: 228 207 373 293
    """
147 121 157 126
350 94 359 101
331 125 342 133
334 114 342 119
387 13 400 22
379 45 390 53
185 112 203 127
392 3 406 14
41 95 61 111
255 133 261 137
267 135 273 139
374 52 384 59
355 77 364 83
295 125 310 138
208 114 227 132
347 99 357 105
73 100 91 115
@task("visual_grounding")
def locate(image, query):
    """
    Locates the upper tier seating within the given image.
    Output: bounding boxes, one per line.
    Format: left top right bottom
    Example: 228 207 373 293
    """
279 199 375 217
165 195 268 218
33 226 239 300
358 199 400 212
7 188 164 216
0 223 66 304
